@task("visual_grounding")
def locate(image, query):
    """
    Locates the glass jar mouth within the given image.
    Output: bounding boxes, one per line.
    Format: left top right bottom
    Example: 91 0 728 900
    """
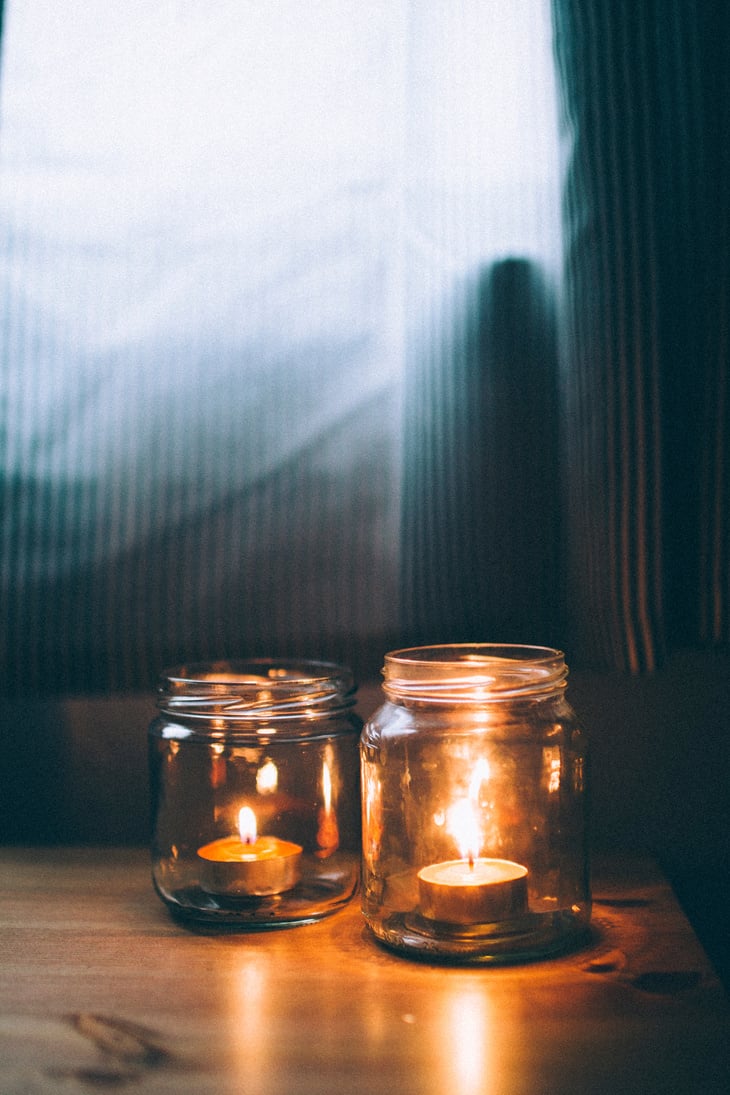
382 644 567 702
158 659 357 719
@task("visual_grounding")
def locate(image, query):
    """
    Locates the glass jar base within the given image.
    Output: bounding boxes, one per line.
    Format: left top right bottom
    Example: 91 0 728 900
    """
365 908 591 964
157 877 357 930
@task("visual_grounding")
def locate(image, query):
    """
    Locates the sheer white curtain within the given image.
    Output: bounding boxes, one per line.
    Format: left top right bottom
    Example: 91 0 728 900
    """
0 0 561 692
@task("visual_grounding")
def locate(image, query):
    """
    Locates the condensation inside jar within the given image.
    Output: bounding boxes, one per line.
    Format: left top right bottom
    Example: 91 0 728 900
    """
360 644 591 962
149 660 361 928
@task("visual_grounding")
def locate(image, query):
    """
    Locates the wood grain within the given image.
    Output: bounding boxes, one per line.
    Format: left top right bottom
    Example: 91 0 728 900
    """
0 849 728 1094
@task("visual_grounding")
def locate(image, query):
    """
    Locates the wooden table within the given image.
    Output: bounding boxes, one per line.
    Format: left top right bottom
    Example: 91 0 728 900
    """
1 848 728 1094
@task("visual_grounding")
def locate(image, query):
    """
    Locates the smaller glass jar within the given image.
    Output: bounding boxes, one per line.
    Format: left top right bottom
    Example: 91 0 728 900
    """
361 645 590 962
149 659 361 928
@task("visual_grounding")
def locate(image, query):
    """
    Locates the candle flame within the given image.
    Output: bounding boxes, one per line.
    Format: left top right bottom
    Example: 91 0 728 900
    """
446 759 491 860
446 798 481 861
238 806 257 844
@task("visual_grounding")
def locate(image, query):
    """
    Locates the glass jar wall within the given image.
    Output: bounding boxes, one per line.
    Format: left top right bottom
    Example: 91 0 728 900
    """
360 645 590 962
149 660 361 928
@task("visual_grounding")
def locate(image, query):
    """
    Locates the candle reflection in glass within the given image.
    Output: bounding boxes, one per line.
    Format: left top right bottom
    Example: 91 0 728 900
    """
316 758 340 858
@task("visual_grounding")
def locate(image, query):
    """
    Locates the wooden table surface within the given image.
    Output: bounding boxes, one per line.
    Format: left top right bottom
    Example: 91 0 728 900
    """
1 848 728 1095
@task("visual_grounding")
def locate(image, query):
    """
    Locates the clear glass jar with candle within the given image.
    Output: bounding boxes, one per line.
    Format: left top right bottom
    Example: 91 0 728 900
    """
149 659 361 928
360 645 590 962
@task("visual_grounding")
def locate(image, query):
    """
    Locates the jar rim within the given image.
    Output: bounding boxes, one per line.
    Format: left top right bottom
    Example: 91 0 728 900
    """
382 644 567 702
158 658 357 719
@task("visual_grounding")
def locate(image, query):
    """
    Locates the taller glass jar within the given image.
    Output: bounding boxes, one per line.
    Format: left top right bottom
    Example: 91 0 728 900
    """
149 659 361 928
361 645 590 962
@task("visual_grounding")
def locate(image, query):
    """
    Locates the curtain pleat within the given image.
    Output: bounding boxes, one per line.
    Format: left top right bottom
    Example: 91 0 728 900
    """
697 2 730 645
552 0 730 670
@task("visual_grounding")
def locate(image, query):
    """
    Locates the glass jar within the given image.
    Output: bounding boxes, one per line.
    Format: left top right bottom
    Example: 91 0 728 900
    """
360 644 590 962
149 659 361 928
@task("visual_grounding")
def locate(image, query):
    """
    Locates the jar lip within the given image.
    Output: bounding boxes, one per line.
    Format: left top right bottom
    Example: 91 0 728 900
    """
382 644 567 702
158 658 357 718
162 658 352 687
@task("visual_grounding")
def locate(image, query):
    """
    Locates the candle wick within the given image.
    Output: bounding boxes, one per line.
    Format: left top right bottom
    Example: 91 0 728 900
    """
468 853 475 870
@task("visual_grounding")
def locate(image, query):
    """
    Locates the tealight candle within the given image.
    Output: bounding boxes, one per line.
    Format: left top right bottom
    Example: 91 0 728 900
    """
418 857 528 925
198 806 302 897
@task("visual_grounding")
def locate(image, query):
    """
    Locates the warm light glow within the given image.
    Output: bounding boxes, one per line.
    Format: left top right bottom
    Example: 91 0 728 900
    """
362 762 383 868
238 806 257 844
443 990 494 1095
468 757 491 801
229 956 271 1086
548 757 561 794
256 759 278 794
543 746 562 793
322 760 332 813
315 755 340 857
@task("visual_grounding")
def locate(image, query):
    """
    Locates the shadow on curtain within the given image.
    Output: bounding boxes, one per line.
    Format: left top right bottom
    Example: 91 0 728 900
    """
401 257 561 647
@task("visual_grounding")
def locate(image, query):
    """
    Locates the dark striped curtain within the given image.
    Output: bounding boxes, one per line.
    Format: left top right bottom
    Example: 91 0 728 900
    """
552 0 729 671
1 2 728 695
